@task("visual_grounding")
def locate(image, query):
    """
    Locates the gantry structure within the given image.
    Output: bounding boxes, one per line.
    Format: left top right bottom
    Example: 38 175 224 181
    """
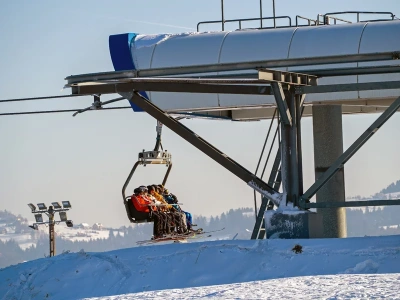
62 11 400 239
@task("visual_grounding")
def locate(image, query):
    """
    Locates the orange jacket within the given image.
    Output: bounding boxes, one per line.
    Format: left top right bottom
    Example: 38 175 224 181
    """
152 191 172 210
131 195 153 213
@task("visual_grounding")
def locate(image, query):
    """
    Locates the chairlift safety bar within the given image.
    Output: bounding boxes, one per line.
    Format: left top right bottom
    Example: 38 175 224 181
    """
138 150 172 165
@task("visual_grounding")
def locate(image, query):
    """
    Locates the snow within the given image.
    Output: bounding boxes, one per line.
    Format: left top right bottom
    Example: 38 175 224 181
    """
0 233 31 243
247 180 283 206
0 220 114 250
381 225 399 230
135 34 171 48
57 226 109 242
1 235 400 299
387 191 400 198
85 274 400 299
18 242 36 251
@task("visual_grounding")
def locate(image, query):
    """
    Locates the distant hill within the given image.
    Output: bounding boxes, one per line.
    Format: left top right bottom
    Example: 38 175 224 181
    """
347 179 400 200
380 180 400 194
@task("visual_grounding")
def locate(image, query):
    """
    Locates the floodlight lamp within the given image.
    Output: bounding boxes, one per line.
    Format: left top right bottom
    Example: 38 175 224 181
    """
29 224 38 230
34 213 43 223
51 202 62 209
37 203 47 210
59 212 68 222
62 201 71 209
28 203 36 212
66 220 73 228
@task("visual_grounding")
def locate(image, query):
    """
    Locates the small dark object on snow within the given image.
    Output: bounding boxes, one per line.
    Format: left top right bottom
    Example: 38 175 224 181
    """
292 244 303 254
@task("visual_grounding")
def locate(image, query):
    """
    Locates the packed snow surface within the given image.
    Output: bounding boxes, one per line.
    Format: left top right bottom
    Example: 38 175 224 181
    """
1 235 399 299
86 274 400 299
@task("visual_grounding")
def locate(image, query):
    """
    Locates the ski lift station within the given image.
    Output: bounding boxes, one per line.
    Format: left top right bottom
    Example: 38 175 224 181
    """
64 9 400 240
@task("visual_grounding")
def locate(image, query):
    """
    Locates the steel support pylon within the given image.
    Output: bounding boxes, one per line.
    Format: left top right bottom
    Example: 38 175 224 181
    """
251 87 305 239
272 83 305 207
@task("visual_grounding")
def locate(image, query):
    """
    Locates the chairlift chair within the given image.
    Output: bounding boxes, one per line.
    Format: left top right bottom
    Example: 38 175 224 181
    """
122 150 172 223
122 121 173 223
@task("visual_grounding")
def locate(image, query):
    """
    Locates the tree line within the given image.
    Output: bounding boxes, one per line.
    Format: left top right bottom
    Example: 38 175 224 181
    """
1 205 399 269
0 208 254 268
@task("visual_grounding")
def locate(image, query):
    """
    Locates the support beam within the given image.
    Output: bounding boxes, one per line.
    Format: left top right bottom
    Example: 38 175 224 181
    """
125 91 282 206
313 97 397 107
296 80 400 94
277 90 303 206
72 80 273 96
218 104 396 122
268 148 283 193
305 199 400 208
66 51 399 84
268 147 281 189
251 197 268 239
296 95 305 195
300 95 400 205
288 93 299 206
271 82 292 126
259 69 317 86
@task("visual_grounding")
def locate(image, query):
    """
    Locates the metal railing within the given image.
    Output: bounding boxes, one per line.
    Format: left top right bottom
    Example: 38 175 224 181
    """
296 15 318 26
197 11 396 32
319 14 352 25
197 16 292 32
322 11 396 24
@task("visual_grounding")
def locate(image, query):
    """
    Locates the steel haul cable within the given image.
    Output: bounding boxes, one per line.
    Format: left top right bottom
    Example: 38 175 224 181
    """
0 94 87 103
0 107 132 116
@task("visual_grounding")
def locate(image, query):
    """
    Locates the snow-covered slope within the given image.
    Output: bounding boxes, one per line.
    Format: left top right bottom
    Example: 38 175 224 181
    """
86 274 400 299
1 235 399 299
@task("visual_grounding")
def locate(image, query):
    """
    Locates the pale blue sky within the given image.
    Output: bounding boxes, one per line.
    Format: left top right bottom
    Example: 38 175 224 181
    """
0 0 399 227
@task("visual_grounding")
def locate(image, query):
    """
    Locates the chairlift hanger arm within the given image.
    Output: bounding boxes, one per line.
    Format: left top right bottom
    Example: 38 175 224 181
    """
154 121 163 151
154 118 185 152
125 91 282 206
72 95 125 117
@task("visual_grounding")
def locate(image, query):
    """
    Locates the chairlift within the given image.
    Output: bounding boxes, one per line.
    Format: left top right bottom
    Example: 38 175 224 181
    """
121 121 173 223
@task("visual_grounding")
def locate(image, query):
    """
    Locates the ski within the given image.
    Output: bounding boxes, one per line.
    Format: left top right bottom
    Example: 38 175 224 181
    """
137 233 212 245
136 229 204 245
136 227 225 245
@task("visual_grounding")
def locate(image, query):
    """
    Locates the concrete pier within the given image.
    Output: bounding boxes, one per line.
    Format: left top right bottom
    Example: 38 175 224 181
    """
312 105 347 238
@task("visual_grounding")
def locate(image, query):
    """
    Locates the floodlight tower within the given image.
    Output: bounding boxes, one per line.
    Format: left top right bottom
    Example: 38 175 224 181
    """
27 201 73 257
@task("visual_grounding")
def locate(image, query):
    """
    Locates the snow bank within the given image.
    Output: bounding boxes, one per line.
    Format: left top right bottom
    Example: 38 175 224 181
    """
0 235 399 299
84 274 400 300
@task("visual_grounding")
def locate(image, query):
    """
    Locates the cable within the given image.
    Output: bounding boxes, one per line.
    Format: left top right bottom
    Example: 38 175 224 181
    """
0 94 88 103
72 96 125 117
0 106 132 116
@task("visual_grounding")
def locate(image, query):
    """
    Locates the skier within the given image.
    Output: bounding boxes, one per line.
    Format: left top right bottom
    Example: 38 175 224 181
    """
162 186 197 232
131 187 163 237
148 185 188 234
141 185 171 236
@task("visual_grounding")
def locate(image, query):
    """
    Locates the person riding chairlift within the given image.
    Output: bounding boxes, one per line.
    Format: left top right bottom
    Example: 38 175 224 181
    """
158 184 197 232
141 185 171 237
148 185 188 234
131 187 163 237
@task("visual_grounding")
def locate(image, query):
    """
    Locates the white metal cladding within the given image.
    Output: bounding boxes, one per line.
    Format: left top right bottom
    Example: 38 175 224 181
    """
129 21 400 112
358 21 400 99
132 34 170 69
218 28 297 107
150 32 227 110
288 23 367 102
